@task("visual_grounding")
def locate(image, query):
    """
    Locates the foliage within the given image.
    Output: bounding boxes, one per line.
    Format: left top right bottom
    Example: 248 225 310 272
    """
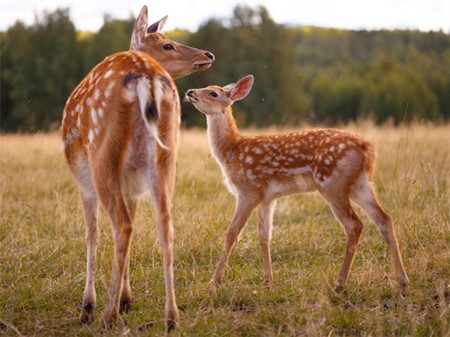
1 9 79 131
177 6 310 127
0 6 449 131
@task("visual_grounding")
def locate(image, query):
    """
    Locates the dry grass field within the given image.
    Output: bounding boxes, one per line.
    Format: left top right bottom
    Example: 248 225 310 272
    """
1 123 449 336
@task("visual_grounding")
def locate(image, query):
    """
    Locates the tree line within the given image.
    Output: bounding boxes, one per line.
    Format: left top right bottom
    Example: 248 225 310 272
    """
1 6 449 132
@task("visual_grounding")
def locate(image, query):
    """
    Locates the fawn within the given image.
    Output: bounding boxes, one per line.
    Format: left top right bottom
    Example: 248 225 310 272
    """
185 75 409 291
61 6 214 329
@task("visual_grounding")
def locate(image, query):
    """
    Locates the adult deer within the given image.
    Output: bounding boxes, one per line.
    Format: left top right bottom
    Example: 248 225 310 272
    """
185 75 409 292
61 6 214 329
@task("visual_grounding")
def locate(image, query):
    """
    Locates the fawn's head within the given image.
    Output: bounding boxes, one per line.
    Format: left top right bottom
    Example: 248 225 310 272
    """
185 75 254 115
130 6 215 78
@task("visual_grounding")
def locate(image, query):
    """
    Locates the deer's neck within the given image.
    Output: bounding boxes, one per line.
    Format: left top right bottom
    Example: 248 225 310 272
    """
206 107 241 163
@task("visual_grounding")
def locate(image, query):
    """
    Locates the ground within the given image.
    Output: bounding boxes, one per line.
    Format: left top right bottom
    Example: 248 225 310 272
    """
0 123 449 336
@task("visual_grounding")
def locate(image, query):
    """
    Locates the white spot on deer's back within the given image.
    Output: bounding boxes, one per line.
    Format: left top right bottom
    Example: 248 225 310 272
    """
98 106 104 118
104 70 114 79
91 108 98 125
239 152 244 161
88 129 94 143
245 156 254 164
339 143 346 150
105 82 115 98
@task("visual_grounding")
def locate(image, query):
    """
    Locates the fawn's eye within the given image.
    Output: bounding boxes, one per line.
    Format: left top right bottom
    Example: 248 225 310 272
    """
163 44 174 51
209 91 218 98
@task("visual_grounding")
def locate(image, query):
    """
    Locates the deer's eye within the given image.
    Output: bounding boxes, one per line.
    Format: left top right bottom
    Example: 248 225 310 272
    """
163 44 174 51
209 91 218 98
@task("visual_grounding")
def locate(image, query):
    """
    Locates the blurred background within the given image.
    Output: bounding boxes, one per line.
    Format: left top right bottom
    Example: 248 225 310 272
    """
0 2 449 132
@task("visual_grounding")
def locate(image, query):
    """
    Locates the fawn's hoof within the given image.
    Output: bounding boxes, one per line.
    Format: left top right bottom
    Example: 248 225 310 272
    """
80 310 94 324
165 308 179 332
80 301 95 324
400 278 410 290
334 285 346 294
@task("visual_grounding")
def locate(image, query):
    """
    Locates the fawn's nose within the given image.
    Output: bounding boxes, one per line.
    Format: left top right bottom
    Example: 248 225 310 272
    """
205 51 215 62
186 90 195 97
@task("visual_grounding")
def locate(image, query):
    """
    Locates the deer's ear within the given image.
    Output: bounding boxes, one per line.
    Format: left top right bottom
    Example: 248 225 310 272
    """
130 6 148 50
230 75 254 102
147 15 168 33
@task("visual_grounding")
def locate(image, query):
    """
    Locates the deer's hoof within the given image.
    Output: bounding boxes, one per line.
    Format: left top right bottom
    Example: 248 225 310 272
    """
119 299 132 314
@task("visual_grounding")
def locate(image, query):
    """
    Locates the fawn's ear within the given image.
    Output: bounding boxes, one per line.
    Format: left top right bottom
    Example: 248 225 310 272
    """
223 83 235 91
230 75 254 102
131 6 148 50
147 15 168 33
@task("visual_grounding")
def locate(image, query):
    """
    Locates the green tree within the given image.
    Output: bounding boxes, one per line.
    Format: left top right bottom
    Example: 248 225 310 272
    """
2 9 79 131
178 5 310 127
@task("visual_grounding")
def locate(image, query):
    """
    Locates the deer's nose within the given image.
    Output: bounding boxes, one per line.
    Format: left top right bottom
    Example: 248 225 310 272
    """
186 90 195 97
205 51 215 62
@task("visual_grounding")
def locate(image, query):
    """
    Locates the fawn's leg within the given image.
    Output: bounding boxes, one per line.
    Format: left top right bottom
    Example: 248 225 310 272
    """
80 194 99 324
256 200 276 288
120 199 139 314
213 196 260 284
321 192 364 291
350 176 409 289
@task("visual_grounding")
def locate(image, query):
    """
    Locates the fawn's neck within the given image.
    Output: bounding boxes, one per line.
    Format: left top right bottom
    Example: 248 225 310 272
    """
206 107 241 162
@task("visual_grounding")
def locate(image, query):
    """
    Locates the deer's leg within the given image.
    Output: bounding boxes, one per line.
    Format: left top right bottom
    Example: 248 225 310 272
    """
97 181 133 327
120 199 139 314
350 176 409 289
213 196 260 285
321 192 364 291
145 137 180 332
148 178 178 331
80 193 99 324
256 200 276 289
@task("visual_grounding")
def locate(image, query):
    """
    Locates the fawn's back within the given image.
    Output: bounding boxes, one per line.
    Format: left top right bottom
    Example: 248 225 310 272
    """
216 128 374 200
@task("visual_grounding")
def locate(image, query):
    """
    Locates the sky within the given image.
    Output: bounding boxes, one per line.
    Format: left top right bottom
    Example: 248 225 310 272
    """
1 0 449 33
